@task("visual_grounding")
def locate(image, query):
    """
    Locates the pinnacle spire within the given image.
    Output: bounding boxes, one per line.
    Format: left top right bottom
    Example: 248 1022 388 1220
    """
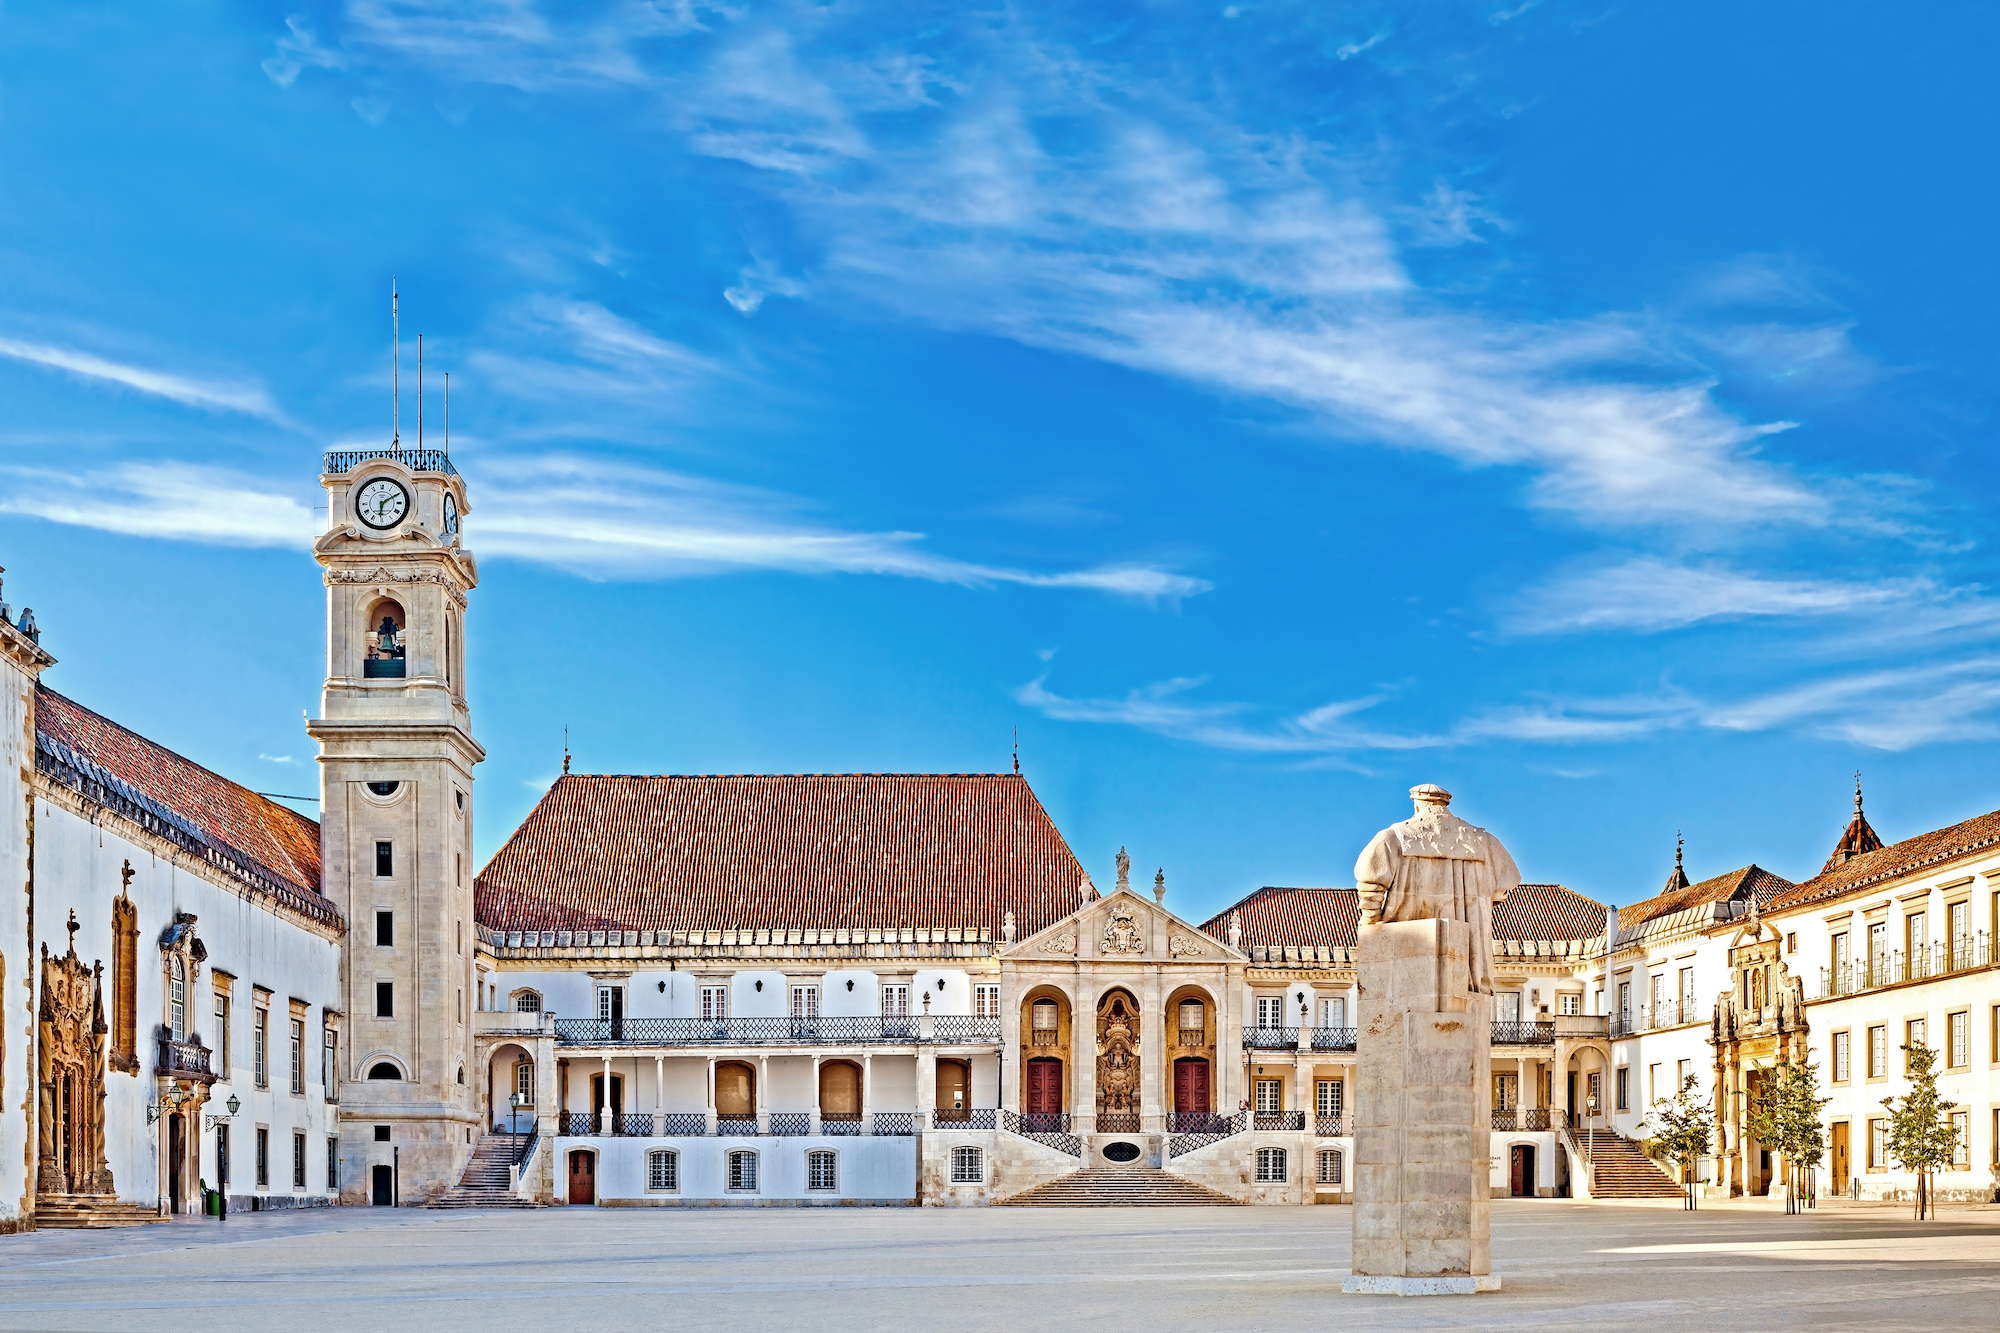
1822 770 1883 871
1661 830 1690 895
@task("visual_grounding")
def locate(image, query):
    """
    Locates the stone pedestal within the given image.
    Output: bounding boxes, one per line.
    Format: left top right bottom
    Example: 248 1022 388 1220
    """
1345 918 1497 1296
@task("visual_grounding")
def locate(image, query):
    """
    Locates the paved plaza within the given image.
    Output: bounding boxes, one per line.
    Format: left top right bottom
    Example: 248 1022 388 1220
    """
2 1200 1998 1332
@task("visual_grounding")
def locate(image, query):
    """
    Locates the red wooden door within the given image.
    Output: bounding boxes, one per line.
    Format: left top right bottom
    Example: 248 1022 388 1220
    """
1027 1059 1062 1116
1509 1145 1529 1197
568 1151 596 1205
1174 1059 1211 1115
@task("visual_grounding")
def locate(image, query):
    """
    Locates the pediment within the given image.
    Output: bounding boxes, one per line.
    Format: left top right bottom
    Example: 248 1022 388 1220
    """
1000 887 1244 963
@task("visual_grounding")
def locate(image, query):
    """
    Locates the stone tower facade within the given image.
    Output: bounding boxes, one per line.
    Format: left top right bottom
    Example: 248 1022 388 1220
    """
308 446 482 1204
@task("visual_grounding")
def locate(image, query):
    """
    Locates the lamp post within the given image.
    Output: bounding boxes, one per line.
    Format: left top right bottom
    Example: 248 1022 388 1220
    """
202 1095 240 1220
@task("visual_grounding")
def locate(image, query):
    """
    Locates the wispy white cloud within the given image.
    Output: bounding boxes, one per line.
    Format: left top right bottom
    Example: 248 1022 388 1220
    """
0 462 315 546
261 17 347 88
1336 30 1390 60
1509 559 1926 635
0 337 281 418
1014 676 1442 752
474 455 1209 600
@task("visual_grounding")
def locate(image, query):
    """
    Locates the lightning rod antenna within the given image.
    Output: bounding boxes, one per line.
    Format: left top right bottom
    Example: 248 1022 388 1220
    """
417 333 424 450
444 372 449 454
391 279 400 446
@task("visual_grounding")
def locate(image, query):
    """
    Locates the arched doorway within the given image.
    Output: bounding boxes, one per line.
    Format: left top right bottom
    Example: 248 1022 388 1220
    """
716 1061 756 1127
936 1059 970 1121
819 1060 861 1126
1165 985 1217 1127
1095 989 1140 1132
1018 986 1072 1125
1026 1058 1064 1123
567 1149 596 1205
1509 1144 1536 1197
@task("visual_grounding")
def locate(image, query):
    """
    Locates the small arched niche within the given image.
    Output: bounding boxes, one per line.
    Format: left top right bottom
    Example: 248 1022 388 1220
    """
363 598 407 679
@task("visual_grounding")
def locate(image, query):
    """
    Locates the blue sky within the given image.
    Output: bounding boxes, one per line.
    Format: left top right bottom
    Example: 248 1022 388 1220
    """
3 2 1997 921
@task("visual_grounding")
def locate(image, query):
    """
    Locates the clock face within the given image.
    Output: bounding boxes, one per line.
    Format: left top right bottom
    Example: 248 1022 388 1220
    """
442 492 459 535
355 478 410 529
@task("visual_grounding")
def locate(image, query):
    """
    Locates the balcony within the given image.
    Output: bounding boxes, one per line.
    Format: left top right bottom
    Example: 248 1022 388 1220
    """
551 1015 1000 1046
1314 1115 1346 1137
322 447 458 477
1491 1108 1559 1131
1820 935 1994 999
1311 1026 1357 1051
1242 1026 1296 1050
157 1037 216 1085
1253 1111 1305 1131
1167 1112 1235 1134
931 1108 998 1129
1491 1021 1556 1045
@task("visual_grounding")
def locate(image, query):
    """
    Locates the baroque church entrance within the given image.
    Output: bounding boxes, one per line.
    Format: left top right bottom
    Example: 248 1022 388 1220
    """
37 915 112 1200
1095 990 1140 1133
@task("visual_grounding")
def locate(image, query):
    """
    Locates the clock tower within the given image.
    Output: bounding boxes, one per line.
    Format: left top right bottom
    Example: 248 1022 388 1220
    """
308 442 482 1203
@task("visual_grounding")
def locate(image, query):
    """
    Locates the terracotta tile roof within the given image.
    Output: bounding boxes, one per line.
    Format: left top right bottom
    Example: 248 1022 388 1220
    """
33 688 327 910
1495 883 1611 941
1200 882 1605 951
1770 804 2000 913
473 773 1087 936
1619 864 1791 930
1200 887 1358 950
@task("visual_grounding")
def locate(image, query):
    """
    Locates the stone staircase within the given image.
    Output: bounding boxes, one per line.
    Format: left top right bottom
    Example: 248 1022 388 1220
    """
35 1194 169 1228
425 1133 541 1209
997 1167 1244 1206
1571 1129 1686 1199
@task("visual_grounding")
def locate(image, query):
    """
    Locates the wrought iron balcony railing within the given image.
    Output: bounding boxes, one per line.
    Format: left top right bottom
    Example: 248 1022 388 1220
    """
1097 1113 1141 1134
1253 1111 1305 1131
1491 1021 1557 1045
768 1113 811 1137
1242 1025 1296 1050
1315 1116 1346 1137
931 1108 997 1129
1167 1110 1245 1158
872 1113 915 1136
657 1113 707 1136
717 1115 758 1137
1000 1109 1081 1157
552 1015 1001 1046
1820 935 1994 999
322 447 458 477
1311 1026 1357 1051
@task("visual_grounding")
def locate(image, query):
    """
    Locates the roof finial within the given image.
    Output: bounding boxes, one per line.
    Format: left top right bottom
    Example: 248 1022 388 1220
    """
1675 831 1684 870
1855 769 1863 813
562 726 570 776
1012 726 1019 775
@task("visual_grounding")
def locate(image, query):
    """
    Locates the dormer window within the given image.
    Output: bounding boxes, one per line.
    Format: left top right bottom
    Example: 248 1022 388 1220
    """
364 600 406 679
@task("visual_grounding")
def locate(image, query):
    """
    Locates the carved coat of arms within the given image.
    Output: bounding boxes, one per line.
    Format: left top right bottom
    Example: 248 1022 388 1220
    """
1102 901 1144 954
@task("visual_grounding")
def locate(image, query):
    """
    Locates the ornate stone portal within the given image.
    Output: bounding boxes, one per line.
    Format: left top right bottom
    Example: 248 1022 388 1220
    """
37 913 114 1198
1095 991 1141 1128
1345 786 1517 1297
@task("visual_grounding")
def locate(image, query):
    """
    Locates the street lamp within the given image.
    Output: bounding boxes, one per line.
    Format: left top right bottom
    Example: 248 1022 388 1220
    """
509 1091 527 1135
147 1083 190 1125
205 1093 241 1131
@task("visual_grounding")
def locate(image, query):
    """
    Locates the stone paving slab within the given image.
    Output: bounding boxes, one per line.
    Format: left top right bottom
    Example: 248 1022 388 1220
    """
2 1201 1998 1332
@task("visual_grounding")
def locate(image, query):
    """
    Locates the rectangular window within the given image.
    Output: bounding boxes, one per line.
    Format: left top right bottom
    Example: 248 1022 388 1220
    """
1907 911 1927 961
1949 1112 1969 1166
700 986 727 1022
1993 1005 2000 1063
790 985 819 1018
1678 967 1696 1016
375 910 394 947
1832 1030 1851 1084
216 1125 230 1188
805 1150 839 1192
1616 980 1632 1023
256 1127 270 1188
1647 1063 1661 1105
293 1132 307 1189
975 984 1000 1019
1493 1073 1517 1111
1615 1066 1630 1112
949 1146 981 1184
1316 1148 1343 1185
1318 997 1347 1028
254 1009 268 1088
1496 991 1522 1024
648 1150 679 1192
1649 975 1666 1023
1785 932 1797 953
1254 1079 1283 1114
1831 932 1849 983
727 1151 758 1192
597 986 623 1023
1906 1019 1926 1070
1868 1025 1887 1079
327 1138 339 1192
170 961 186 1040
881 985 909 1018
214 995 230 1072
1316 1079 1344 1117
1676 1058 1691 1091
376 982 393 1018
1255 1147 1287 1182
323 1027 337 1092
1559 993 1580 1016
1255 995 1285 1028
1949 1011 1970 1067
1949 900 1970 961
375 841 393 877
1868 1118 1886 1169
1586 1071 1603 1115
289 1019 305 1094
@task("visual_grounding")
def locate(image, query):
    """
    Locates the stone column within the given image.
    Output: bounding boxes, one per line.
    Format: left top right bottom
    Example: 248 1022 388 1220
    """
1218 964 1244 1115
916 1044 937 1130
1141 965 1163 1133
861 1053 874 1130
705 1057 717 1136
810 1055 823 1134
599 1055 612 1134
1346 918 1496 1296
1072 974 1097 1134
756 1054 770 1135
654 1057 664 1136
999 963 1021 1114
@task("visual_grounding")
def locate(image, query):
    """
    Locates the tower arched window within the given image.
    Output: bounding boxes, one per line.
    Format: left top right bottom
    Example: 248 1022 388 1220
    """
367 1062 403 1081
364 599 406 679
169 956 186 1040
513 990 542 1013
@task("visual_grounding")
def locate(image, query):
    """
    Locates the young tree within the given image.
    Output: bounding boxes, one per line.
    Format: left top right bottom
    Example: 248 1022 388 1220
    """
1641 1073 1711 1211
1882 1042 1961 1220
1749 1059 1832 1214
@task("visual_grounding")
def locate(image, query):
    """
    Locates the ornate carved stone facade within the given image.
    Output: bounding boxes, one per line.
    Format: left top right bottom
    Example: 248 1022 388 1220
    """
37 915 113 1197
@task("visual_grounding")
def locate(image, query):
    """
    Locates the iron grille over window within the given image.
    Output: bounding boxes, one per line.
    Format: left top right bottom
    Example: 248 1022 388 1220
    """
1255 1147 1286 1183
648 1150 679 1192
1317 1149 1343 1185
514 991 542 1013
808 1149 838 1191
727 1150 758 1192
950 1145 983 1183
